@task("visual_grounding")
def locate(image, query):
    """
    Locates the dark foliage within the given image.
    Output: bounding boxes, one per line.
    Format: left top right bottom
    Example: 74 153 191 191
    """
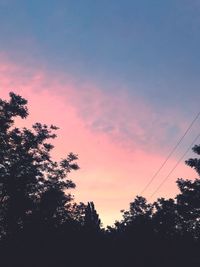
1 92 200 267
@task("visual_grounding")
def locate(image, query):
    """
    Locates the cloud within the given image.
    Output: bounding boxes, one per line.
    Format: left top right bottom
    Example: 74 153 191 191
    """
0 55 197 226
0 52 194 155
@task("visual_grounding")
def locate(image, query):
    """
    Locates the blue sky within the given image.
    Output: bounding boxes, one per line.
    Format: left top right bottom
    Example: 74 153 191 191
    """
1 0 200 112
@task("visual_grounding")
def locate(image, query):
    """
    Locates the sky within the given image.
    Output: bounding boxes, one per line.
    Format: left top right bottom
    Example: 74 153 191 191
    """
0 0 200 226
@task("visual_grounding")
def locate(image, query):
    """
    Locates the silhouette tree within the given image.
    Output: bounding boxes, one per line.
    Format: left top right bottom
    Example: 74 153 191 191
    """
175 144 200 239
68 201 87 224
176 178 200 238
121 196 152 224
153 197 180 238
185 144 200 176
116 195 153 237
0 92 79 238
84 201 101 230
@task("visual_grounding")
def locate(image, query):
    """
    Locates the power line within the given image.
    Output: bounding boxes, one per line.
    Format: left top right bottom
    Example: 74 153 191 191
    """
139 111 200 196
149 132 200 199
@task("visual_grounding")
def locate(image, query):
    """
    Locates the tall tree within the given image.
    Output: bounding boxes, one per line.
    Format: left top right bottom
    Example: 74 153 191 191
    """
0 92 79 237
84 201 101 230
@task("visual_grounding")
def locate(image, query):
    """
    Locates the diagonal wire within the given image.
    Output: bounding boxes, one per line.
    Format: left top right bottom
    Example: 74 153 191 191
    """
139 111 200 195
149 132 200 199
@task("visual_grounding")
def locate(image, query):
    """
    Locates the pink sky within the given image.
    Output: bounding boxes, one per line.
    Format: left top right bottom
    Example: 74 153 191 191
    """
0 55 198 226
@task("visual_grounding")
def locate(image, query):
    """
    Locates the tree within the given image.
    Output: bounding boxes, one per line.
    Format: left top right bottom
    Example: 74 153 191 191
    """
176 178 200 238
0 92 79 237
119 196 153 227
153 197 180 238
185 144 200 176
84 201 101 230
175 144 200 239
68 202 87 225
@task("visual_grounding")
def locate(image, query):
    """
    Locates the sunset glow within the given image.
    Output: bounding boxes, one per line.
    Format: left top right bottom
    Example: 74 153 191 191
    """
0 55 198 226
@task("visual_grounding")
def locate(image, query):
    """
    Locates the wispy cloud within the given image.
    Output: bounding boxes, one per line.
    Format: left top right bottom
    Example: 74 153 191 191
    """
0 55 197 226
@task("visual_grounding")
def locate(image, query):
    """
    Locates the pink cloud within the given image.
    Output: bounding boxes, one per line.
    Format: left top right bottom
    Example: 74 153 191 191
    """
0 55 197 226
